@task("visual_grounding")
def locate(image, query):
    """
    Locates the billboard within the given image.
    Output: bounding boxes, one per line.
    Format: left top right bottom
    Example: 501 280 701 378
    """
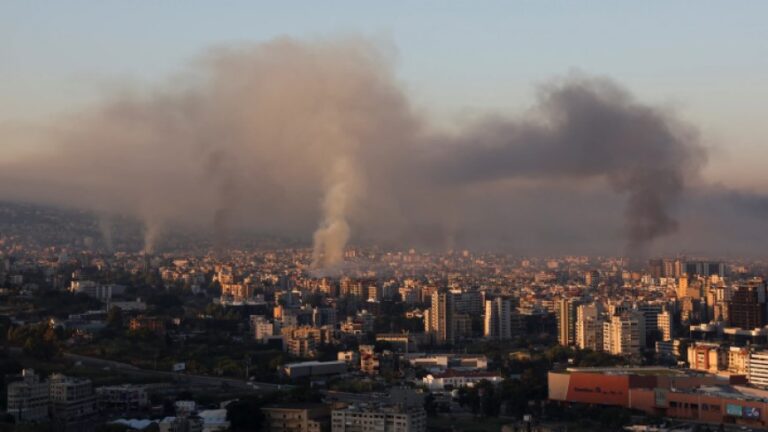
172 362 186 372
743 406 760 419
726 404 742 417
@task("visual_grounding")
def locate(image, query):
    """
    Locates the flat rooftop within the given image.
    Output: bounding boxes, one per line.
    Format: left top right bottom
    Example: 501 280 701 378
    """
563 367 690 377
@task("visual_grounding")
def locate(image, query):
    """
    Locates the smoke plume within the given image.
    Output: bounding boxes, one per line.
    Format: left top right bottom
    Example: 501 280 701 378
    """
429 78 704 255
0 36 726 260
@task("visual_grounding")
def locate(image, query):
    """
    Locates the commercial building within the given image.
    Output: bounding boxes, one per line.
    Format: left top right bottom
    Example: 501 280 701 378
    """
548 367 768 428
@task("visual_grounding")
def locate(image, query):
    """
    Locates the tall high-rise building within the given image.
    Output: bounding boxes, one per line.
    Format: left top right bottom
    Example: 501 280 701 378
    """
635 302 664 337
649 259 663 279
728 280 767 330
584 270 600 288
426 291 455 344
685 261 726 278
663 258 683 278
603 311 645 356
454 290 485 316
556 297 580 346
575 303 602 350
657 310 674 341
484 298 512 340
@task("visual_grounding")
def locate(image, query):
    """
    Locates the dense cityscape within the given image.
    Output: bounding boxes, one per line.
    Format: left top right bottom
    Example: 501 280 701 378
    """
0 202 765 431
4 2 768 432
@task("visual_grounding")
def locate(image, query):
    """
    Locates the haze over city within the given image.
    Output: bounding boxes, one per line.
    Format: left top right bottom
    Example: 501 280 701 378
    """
2 1 768 259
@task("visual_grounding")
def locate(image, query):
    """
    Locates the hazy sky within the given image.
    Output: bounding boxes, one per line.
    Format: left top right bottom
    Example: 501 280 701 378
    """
2 1 767 189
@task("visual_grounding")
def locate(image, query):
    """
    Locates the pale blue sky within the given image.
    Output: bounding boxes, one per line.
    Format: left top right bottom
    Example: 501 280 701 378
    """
2 1 767 187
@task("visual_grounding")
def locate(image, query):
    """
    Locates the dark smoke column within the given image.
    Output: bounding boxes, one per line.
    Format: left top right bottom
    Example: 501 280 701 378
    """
431 76 706 255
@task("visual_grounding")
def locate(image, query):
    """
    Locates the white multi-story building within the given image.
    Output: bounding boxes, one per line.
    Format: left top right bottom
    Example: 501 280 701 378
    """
575 303 602 351
331 404 426 432
422 370 503 390
603 311 645 356
748 350 768 388
7 369 49 422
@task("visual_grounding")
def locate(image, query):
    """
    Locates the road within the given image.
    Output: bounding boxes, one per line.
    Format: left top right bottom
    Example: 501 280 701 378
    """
8 347 291 393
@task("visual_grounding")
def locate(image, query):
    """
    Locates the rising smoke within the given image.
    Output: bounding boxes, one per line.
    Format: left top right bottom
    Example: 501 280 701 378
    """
429 78 705 256
0 36 718 263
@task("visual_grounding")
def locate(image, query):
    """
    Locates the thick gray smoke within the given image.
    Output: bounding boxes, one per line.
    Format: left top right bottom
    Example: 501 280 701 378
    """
430 78 705 256
0 36 720 261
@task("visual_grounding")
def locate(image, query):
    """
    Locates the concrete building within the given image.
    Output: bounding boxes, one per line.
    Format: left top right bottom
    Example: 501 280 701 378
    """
198 409 229 432
426 291 455 344
262 403 330 432
7 369 49 423
49 373 98 428
688 343 727 374
283 361 347 378
657 310 674 341
748 351 768 388
483 297 512 340
96 384 149 411
250 315 275 342
729 281 767 330
422 370 503 391
603 311 645 356
331 404 426 432
556 297 579 346
70 281 126 301
575 303 602 351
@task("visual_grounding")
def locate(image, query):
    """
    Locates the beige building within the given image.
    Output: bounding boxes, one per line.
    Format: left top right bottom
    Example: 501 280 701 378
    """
575 303 602 351
657 310 674 341
603 311 645 356
282 326 332 358
727 346 750 375
687 343 726 374
331 404 426 432
262 403 330 432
